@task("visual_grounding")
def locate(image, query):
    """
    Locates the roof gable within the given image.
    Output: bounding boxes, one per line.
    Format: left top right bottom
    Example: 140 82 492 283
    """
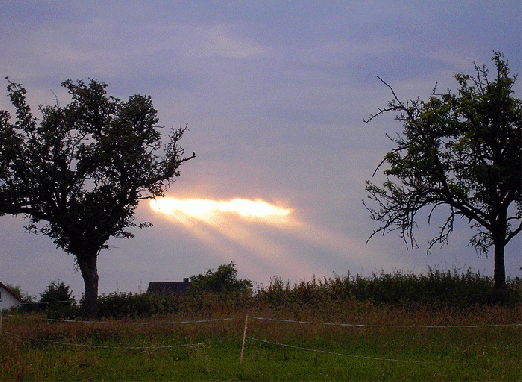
0 281 24 303
148 280 191 295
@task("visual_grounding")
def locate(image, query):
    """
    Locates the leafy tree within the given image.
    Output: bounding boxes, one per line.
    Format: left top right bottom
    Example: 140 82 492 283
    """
39 280 78 319
188 262 253 295
0 78 195 317
40 280 75 308
364 52 521 290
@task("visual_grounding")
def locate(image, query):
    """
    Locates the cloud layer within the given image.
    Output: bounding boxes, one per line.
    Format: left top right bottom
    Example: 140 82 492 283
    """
0 1 520 297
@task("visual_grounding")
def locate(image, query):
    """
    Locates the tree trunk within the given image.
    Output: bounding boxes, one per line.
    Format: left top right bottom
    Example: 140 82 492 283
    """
493 242 506 290
492 207 508 291
77 254 99 319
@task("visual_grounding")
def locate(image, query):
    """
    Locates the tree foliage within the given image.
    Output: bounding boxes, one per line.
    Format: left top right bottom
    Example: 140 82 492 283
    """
40 280 75 307
0 78 195 317
188 262 253 295
365 52 521 289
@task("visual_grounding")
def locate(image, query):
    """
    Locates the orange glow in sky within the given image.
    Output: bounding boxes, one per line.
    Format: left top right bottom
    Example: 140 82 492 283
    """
149 198 292 223
148 197 360 282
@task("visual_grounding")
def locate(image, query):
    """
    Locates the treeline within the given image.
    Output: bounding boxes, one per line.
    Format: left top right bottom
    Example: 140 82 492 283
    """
12 266 521 320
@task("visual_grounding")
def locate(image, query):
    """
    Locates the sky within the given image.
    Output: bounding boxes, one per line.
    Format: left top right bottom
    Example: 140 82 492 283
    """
0 1 520 299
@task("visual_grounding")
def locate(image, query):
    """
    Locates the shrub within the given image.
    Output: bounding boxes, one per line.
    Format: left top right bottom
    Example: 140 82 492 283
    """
95 292 156 319
188 262 253 296
39 280 77 319
256 269 521 309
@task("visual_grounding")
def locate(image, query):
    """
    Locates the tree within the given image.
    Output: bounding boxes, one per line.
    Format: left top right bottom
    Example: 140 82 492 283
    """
0 78 195 317
39 280 77 319
188 262 253 296
40 280 75 308
364 53 521 290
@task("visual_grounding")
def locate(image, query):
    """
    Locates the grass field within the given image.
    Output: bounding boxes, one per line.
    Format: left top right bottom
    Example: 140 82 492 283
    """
1 299 520 381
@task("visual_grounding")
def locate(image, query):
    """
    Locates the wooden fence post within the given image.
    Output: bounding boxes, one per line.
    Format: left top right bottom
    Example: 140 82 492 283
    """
240 314 249 365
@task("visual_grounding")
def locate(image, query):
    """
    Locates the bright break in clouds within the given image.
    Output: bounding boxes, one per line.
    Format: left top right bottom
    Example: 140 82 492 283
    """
150 198 292 224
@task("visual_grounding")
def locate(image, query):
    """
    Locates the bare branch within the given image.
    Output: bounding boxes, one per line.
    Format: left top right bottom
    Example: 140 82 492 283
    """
364 54 521 288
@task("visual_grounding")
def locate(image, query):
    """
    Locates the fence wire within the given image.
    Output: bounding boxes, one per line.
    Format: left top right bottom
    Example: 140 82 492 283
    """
2 312 520 364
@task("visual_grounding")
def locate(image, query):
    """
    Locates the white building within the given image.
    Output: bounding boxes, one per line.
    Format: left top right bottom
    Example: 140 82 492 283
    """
0 281 23 311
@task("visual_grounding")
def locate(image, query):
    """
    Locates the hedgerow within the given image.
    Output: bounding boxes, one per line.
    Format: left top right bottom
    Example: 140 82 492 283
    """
25 269 520 320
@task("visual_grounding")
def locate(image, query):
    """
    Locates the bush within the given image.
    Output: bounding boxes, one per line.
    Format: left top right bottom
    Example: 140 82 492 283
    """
94 292 157 319
91 291 250 319
21 269 518 320
188 262 253 296
39 280 77 319
92 292 191 319
256 269 521 309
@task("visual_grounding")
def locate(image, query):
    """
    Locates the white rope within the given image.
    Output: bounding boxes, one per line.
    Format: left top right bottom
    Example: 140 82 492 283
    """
248 337 430 364
4 315 236 325
251 316 521 328
7 314 519 328
5 313 517 365
134 317 237 325
28 336 205 350
62 317 237 325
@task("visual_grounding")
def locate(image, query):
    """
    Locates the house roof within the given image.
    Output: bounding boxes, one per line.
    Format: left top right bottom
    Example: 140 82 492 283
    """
0 281 24 303
148 280 191 295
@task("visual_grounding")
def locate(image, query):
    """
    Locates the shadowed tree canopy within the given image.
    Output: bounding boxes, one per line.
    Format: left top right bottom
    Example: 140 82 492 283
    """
188 262 253 296
39 280 75 308
364 53 521 290
0 78 195 317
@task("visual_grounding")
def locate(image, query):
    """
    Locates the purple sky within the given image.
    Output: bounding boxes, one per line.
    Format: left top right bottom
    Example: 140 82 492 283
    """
1 1 520 299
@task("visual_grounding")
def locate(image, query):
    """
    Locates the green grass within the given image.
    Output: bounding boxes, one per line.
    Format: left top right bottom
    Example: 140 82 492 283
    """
2 270 520 380
1 302 520 381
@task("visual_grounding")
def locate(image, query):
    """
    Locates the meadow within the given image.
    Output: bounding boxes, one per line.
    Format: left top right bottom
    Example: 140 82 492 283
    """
1 270 520 381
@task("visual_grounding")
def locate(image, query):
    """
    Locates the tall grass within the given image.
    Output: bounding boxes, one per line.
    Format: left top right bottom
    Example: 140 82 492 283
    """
256 268 521 311
1 269 520 381
28 269 520 320
1 295 520 381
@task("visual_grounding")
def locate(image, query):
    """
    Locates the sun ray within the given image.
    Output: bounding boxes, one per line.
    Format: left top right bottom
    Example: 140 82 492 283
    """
148 197 357 283
148 197 320 281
